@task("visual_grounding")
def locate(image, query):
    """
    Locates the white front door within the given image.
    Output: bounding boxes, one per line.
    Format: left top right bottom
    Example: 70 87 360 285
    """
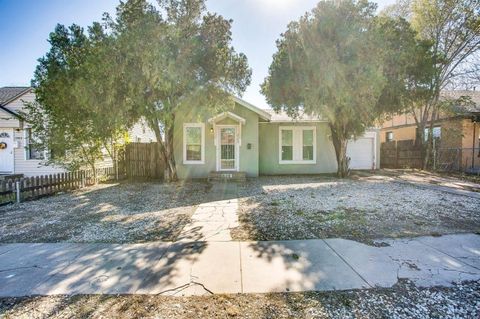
0 128 14 173
217 126 238 171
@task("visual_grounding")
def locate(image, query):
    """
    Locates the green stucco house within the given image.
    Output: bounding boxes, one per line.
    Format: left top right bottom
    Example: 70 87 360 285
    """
174 96 380 180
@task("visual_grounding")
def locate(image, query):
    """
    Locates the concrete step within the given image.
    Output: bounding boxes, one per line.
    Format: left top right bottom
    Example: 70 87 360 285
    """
208 171 246 182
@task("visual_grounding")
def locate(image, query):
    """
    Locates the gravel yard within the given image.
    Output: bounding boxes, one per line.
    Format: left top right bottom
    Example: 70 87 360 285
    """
232 176 480 243
1 280 478 318
0 181 212 243
1 173 479 244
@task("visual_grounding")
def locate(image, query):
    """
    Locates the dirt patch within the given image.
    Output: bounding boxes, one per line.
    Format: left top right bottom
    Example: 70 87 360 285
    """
0 280 478 318
0 181 212 243
232 176 480 243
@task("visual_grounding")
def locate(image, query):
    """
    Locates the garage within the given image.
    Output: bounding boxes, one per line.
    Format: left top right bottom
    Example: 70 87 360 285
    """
347 131 377 170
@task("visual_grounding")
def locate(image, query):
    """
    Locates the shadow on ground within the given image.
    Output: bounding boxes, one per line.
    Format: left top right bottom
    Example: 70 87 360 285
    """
0 180 243 243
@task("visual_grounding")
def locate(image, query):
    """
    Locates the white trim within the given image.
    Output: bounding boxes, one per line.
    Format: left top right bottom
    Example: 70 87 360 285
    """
232 96 271 121
215 124 240 171
208 111 246 125
0 128 15 173
23 128 28 160
278 126 317 164
183 123 205 165
24 128 48 161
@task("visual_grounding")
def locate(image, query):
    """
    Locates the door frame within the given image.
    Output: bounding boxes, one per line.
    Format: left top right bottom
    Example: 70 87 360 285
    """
215 124 240 172
0 128 15 173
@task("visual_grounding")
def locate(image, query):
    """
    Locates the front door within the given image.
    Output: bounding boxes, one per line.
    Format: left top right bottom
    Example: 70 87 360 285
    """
217 126 238 171
0 128 14 173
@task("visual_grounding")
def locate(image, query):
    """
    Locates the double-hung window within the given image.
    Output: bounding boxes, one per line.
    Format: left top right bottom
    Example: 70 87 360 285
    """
279 126 316 164
183 123 205 164
24 128 45 160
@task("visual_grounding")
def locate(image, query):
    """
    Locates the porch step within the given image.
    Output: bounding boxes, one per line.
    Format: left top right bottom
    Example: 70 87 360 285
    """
208 171 246 182
0 174 24 181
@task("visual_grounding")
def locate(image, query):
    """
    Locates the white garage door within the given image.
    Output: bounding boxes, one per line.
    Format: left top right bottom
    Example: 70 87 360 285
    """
347 137 374 170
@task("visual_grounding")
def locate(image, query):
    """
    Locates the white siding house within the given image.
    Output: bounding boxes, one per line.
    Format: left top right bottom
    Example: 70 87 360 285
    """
0 87 156 177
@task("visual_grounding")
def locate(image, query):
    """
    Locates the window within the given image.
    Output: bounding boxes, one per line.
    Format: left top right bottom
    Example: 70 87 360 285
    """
386 131 394 142
279 126 316 164
281 129 293 161
183 123 205 164
303 129 314 160
424 126 441 141
25 128 45 160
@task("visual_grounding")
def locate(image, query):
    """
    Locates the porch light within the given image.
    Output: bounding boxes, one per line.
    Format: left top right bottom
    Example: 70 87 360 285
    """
210 127 214 134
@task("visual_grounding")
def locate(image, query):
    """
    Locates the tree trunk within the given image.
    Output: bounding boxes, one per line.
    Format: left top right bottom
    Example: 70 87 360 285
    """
423 125 434 170
149 118 178 182
89 161 97 185
163 123 178 182
330 124 349 178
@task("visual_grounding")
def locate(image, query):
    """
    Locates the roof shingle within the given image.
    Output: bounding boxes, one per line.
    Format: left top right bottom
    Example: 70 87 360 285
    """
0 87 31 105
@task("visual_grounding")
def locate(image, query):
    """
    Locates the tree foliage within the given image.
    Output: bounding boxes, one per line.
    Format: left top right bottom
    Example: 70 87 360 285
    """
385 0 479 168
104 0 251 180
27 23 129 172
261 0 416 176
30 0 251 180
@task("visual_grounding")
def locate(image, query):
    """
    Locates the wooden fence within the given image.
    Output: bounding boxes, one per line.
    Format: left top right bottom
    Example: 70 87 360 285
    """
124 143 164 179
0 166 119 205
381 140 423 169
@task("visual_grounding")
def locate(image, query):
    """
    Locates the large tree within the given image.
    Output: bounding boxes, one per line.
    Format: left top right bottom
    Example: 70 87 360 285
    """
261 0 413 177
105 0 251 181
28 23 128 173
385 0 480 168
30 0 251 181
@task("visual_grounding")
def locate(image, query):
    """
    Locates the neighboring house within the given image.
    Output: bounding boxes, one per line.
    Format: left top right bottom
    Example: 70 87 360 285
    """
380 90 480 170
173 96 380 179
0 87 155 177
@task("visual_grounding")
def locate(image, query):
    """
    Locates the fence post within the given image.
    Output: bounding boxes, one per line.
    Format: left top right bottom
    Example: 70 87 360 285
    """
395 141 398 168
81 171 86 188
115 153 119 181
15 181 21 204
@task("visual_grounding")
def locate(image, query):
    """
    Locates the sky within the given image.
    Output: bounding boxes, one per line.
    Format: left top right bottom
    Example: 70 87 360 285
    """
0 0 396 109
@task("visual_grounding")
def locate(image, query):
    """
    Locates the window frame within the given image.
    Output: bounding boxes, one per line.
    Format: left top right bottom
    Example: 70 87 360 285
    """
423 126 441 141
183 123 205 165
278 126 316 164
386 131 394 142
24 128 47 161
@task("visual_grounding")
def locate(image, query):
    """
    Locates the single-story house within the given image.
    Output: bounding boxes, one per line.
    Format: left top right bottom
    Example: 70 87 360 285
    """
1 86 379 179
173 96 380 180
0 87 155 177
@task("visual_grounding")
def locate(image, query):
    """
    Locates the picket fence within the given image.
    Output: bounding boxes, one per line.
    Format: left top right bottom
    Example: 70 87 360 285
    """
0 166 119 205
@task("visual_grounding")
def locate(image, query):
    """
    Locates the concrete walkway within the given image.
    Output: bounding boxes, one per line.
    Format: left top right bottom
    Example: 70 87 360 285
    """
178 199 239 242
0 233 479 297
178 182 239 242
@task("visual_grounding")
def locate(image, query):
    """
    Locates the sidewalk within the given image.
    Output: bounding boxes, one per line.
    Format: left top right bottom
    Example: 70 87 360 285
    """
0 233 479 297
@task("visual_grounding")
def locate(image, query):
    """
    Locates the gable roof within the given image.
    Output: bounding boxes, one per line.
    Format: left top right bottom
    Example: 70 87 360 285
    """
263 109 327 123
0 87 31 106
232 96 271 121
0 87 31 120
208 111 246 124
